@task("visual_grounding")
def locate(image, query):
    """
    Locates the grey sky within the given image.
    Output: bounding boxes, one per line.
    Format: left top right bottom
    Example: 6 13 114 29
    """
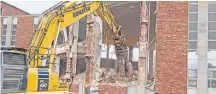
5 1 60 14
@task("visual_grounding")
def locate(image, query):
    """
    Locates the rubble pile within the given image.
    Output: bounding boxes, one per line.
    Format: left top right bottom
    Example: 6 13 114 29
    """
98 68 138 85
73 73 85 84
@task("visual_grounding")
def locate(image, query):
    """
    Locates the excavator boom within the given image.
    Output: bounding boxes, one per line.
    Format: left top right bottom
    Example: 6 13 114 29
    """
27 1 125 68
1 1 131 93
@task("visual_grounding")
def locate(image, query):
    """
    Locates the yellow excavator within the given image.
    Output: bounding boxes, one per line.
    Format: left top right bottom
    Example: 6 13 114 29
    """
0 1 128 93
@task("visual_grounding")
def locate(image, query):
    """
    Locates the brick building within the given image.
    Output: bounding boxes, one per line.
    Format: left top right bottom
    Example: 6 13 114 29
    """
144 1 216 94
0 1 40 48
1 1 216 94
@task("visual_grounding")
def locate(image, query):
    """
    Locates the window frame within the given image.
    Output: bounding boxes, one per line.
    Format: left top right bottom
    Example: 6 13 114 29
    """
1 17 7 46
33 16 39 32
10 17 17 47
208 2 216 89
188 2 199 88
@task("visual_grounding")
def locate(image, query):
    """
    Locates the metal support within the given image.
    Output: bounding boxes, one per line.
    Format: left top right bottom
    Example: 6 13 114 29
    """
54 23 61 49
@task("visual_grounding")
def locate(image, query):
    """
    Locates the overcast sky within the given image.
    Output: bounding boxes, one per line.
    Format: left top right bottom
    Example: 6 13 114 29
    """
5 1 60 14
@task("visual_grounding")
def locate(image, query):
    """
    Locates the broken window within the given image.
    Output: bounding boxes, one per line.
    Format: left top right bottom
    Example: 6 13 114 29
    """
100 44 116 69
76 57 86 75
108 45 116 60
101 44 107 58
78 17 87 42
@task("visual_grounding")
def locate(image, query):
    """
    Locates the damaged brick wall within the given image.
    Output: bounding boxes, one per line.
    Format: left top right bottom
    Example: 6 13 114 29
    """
85 13 101 87
139 1 148 85
156 1 188 94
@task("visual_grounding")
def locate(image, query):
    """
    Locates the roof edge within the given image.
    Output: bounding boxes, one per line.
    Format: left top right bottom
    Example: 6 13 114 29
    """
42 1 68 14
1 1 30 15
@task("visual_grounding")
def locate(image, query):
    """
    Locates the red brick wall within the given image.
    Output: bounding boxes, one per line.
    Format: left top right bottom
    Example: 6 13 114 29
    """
16 16 34 48
99 85 127 94
69 84 79 93
1 1 34 48
1 1 28 16
156 1 188 94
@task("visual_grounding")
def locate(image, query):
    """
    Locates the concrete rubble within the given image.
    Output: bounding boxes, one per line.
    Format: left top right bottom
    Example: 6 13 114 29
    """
58 2 148 93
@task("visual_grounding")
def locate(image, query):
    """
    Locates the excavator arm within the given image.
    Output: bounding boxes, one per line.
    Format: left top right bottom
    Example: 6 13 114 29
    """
27 1 126 68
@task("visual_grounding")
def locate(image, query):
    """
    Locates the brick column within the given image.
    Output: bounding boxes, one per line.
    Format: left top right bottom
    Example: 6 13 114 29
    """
137 1 148 94
85 14 94 85
85 13 101 92
139 1 148 85
155 1 188 94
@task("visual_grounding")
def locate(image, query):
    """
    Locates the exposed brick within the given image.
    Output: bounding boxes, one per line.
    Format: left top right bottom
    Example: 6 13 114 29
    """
69 84 79 93
155 1 188 94
139 1 148 85
16 16 34 48
1 1 35 49
99 85 127 94
1 1 29 16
